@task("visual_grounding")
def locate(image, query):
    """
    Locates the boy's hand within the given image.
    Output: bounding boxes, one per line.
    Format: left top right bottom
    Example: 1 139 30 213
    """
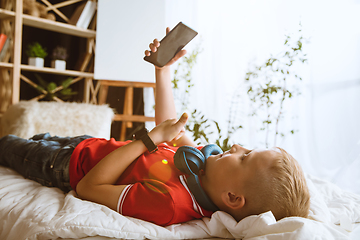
149 113 188 145
144 27 187 69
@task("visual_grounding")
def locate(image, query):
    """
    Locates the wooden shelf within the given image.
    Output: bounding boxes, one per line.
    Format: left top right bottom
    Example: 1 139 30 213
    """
0 62 14 68
0 8 15 19
21 64 94 78
0 0 98 113
0 9 96 38
23 14 96 38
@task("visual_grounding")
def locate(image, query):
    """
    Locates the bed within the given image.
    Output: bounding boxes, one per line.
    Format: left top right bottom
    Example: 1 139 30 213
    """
1 101 360 239
0 164 359 240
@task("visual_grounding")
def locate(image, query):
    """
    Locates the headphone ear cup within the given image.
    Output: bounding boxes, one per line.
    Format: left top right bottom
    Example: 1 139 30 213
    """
201 144 223 160
174 146 205 175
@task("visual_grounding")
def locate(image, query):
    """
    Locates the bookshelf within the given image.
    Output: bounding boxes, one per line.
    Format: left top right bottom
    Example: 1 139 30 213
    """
0 0 98 115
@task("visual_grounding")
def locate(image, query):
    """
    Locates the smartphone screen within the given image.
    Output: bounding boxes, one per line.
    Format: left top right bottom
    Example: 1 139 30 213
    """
144 22 198 67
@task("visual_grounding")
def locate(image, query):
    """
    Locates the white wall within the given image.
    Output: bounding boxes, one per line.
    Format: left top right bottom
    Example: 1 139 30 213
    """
94 0 360 194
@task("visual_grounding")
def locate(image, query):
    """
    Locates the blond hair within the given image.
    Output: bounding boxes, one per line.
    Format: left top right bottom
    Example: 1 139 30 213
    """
236 147 310 221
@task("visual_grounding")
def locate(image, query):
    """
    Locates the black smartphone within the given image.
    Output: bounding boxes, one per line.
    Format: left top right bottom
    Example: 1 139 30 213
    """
144 22 198 67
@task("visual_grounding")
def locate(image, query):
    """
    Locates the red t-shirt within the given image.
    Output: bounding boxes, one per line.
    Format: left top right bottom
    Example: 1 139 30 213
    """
69 138 213 226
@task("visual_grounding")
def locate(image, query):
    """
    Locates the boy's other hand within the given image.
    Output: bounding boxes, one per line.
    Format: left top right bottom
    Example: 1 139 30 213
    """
149 113 188 145
144 27 187 69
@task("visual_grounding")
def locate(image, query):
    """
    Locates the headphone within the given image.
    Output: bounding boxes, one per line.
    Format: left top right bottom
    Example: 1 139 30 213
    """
174 144 223 212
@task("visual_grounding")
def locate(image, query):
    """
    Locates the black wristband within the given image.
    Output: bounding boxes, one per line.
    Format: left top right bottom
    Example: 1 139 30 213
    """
133 128 158 153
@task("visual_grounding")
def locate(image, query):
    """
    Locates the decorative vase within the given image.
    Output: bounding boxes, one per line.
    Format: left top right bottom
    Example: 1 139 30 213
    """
51 60 66 70
28 57 44 67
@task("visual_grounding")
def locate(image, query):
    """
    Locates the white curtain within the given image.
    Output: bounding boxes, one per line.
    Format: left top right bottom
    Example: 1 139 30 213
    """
145 0 360 194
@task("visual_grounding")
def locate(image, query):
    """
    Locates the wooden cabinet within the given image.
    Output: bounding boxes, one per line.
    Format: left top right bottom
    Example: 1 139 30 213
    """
0 0 98 115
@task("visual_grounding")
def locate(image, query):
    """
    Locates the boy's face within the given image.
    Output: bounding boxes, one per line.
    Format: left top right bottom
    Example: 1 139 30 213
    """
200 144 279 206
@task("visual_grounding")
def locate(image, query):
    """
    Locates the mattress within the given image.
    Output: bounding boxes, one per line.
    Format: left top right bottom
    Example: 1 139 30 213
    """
0 165 359 239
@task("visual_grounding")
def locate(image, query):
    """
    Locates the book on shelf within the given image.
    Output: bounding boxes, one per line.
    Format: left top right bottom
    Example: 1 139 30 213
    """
77 0 96 29
0 34 8 52
69 0 96 29
69 2 86 25
0 37 11 61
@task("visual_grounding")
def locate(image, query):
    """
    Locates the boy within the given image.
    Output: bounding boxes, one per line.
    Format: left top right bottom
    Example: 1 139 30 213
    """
0 28 310 226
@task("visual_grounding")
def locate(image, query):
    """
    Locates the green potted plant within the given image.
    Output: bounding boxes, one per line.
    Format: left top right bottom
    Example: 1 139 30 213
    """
51 46 68 70
26 42 48 68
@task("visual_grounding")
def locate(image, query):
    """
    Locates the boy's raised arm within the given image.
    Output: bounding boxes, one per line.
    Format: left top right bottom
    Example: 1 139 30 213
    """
145 27 196 147
76 28 196 211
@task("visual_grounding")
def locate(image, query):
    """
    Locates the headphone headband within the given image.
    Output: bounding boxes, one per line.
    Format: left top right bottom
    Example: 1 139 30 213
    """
174 144 223 212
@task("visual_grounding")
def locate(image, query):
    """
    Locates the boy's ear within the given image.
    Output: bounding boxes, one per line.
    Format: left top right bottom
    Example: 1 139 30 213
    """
221 192 245 210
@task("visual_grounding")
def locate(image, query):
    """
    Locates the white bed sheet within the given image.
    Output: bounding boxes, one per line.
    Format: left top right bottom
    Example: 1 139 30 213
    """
0 165 359 240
